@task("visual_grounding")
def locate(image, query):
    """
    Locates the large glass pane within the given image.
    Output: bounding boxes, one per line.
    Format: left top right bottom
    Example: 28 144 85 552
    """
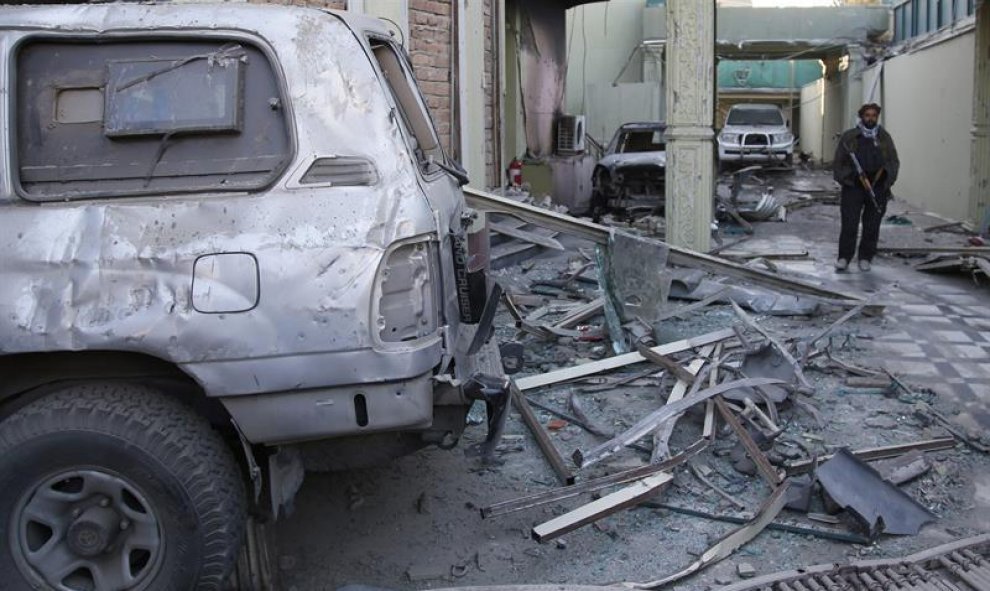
105 54 243 137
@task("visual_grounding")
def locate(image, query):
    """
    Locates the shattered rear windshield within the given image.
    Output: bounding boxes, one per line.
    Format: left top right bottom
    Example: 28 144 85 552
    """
104 45 245 137
616 130 666 153
727 109 784 126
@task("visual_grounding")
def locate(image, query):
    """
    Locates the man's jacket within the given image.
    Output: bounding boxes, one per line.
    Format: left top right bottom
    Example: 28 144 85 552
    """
832 127 900 192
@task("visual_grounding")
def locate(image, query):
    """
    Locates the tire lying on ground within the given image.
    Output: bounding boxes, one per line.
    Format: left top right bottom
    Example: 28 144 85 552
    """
0 383 246 591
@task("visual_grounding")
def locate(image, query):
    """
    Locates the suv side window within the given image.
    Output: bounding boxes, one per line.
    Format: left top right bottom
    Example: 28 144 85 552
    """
368 38 445 174
15 40 292 200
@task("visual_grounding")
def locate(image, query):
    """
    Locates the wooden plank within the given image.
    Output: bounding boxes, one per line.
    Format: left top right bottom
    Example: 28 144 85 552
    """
509 383 575 485
878 246 990 255
702 345 722 441
720 250 810 260
649 345 716 462
573 377 786 469
784 437 957 475
515 328 736 391
552 297 605 329
489 220 565 251
531 472 673 543
463 187 870 305
482 439 706 519
689 463 746 510
702 400 717 441
922 220 965 233
916 257 965 272
505 293 549 308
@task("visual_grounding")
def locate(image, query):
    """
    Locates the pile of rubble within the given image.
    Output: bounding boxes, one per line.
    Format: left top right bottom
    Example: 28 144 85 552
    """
463 186 989 589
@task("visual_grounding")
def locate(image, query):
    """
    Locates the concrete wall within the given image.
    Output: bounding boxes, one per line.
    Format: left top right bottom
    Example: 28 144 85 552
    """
643 5 889 45
584 82 663 145
820 61 846 164
868 32 976 221
800 78 825 161
564 0 646 115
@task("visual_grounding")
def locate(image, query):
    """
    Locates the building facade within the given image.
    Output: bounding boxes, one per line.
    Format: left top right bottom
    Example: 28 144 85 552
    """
860 0 986 226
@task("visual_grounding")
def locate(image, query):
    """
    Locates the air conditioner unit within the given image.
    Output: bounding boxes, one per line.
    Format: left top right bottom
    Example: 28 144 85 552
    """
556 114 586 155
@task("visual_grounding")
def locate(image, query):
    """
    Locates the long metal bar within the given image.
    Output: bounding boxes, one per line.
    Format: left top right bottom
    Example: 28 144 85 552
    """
463 187 871 305
784 437 958 475
641 502 872 544
637 342 697 385
634 480 793 589
523 396 651 455
481 440 706 519
515 328 735 391
876 246 990 255
509 382 575 485
572 377 785 469
531 472 673 543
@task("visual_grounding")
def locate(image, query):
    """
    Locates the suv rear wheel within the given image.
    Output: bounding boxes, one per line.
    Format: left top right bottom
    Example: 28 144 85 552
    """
0 383 246 591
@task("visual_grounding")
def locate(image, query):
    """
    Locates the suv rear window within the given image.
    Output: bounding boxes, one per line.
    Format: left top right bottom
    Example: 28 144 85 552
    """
726 108 784 126
368 38 445 173
16 40 291 200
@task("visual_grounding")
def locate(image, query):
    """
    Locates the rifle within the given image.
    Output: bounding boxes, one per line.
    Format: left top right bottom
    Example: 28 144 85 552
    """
849 152 882 211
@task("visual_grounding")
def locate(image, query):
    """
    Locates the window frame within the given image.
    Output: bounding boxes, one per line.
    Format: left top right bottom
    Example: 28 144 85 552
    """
364 34 450 183
9 31 297 203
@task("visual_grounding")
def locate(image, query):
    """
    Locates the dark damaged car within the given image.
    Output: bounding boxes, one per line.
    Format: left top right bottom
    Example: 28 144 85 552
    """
591 122 667 218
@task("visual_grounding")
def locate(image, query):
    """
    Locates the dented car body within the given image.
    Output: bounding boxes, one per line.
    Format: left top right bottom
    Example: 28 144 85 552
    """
591 122 667 216
0 7 503 582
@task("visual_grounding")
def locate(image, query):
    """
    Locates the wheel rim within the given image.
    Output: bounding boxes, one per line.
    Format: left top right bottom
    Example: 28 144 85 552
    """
10 469 164 591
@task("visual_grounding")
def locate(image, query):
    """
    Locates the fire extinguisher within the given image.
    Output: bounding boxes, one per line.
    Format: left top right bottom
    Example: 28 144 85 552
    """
507 158 523 188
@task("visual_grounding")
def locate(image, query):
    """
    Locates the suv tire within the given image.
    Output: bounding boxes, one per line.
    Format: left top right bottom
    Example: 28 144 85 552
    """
0 383 246 591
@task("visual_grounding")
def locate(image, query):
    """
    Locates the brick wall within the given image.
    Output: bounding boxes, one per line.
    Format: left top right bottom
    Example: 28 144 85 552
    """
408 0 500 186
483 0 497 186
408 0 454 154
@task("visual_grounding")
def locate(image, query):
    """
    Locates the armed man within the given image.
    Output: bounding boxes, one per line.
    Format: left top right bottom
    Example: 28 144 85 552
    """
832 103 900 272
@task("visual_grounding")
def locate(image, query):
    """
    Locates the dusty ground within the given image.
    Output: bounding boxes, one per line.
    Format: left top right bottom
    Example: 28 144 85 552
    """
276 169 990 591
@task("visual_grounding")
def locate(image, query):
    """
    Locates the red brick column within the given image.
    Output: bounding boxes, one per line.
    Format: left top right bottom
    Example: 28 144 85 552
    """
408 0 454 154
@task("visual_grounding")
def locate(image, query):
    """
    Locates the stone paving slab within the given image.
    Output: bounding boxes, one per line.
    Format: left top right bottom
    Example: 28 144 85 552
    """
740 228 990 431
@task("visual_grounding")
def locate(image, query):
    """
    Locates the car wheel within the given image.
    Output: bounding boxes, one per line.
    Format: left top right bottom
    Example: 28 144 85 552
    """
0 383 246 591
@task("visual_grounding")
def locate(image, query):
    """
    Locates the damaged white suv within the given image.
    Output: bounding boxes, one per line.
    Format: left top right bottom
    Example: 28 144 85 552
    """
0 4 507 590
717 103 795 167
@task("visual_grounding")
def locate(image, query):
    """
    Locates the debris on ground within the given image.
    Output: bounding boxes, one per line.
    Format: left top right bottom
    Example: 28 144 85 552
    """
278 170 990 591
465 170 985 588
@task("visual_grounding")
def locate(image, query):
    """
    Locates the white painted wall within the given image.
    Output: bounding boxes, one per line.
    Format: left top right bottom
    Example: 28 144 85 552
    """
565 0 646 118
457 0 488 187
799 78 825 161
351 0 410 44
821 79 843 163
584 82 663 146
874 32 975 221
